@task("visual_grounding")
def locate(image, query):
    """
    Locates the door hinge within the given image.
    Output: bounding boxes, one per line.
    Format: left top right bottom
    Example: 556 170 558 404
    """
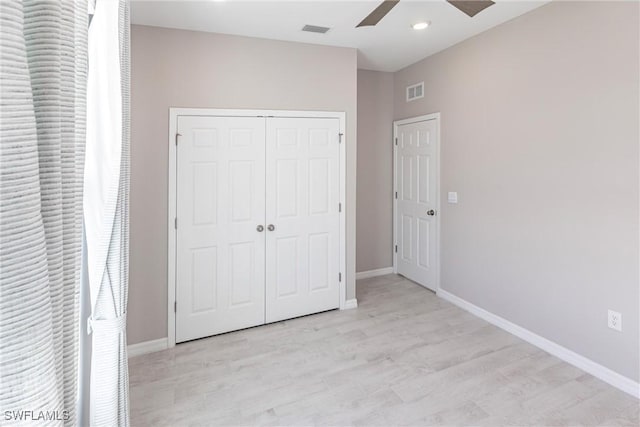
338 133 343 143
174 301 177 313
394 137 398 146
339 272 342 282
395 245 398 253
174 217 177 229
338 202 342 212
395 191 398 199
175 133 181 145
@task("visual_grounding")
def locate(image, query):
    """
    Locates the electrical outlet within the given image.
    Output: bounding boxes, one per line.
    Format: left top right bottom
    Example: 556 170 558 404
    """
607 310 622 332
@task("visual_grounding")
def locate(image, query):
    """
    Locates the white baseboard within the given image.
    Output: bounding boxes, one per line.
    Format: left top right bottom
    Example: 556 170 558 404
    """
437 289 639 399
127 337 168 358
342 298 358 310
356 267 394 280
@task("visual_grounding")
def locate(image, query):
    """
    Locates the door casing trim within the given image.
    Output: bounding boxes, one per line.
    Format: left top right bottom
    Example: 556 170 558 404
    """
168 108 347 348
392 113 441 292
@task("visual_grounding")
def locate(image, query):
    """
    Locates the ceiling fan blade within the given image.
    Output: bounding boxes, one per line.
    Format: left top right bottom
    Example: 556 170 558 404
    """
356 0 400 28
447 0 495 17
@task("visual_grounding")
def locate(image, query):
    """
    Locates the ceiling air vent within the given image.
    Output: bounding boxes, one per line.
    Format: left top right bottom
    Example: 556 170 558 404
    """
406 82 424 102
302 25 330 34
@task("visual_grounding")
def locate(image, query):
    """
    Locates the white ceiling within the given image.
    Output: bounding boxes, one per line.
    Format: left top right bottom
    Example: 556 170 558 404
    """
131 0 549 72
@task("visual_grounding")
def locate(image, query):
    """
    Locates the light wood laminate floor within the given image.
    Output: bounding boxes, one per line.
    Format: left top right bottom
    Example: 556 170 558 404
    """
130 275 639 426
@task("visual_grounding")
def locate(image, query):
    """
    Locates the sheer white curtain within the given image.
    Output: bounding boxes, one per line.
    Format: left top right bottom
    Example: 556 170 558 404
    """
0 1 88 425
84 0 131 425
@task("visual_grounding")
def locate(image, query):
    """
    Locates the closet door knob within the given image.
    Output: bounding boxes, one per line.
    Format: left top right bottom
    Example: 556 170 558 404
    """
267 224 275 231
256 225 264 232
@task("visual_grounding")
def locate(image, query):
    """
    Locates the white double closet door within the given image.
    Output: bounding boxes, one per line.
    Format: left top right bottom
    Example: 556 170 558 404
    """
176 115 341 343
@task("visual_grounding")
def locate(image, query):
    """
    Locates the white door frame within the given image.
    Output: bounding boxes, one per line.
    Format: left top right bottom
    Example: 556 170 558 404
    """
167 108 347 348
392 113 441 291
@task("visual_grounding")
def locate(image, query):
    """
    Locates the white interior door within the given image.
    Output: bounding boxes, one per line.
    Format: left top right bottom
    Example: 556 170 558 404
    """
176 116 266 342
265 117 341 323
395 118 439 290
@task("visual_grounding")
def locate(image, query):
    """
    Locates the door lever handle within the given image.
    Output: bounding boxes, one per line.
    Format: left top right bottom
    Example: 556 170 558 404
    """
427 210 436 216
267 224 275 231
256 225 264 232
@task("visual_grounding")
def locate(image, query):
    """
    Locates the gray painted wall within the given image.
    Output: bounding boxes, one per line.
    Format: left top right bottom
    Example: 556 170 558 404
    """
393 1 639 381
356 70 395 273
129 25 357 345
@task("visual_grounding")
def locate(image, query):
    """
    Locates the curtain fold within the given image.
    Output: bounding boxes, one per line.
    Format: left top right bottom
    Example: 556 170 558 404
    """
0 0 87 425
84 0 130 425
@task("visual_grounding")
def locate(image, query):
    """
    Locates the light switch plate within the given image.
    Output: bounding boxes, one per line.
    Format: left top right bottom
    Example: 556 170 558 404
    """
447 192 458 204
608 310 622 332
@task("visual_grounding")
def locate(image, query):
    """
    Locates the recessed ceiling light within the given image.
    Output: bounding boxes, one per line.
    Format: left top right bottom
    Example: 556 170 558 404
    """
412 21 430 30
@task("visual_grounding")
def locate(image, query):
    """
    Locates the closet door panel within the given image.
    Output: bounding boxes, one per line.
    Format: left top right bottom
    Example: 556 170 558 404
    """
176 116 265 343
265 117 341 323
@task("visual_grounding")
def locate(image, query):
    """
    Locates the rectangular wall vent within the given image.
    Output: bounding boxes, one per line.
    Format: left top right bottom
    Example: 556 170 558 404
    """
302 24 330 34
406 82 424 102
